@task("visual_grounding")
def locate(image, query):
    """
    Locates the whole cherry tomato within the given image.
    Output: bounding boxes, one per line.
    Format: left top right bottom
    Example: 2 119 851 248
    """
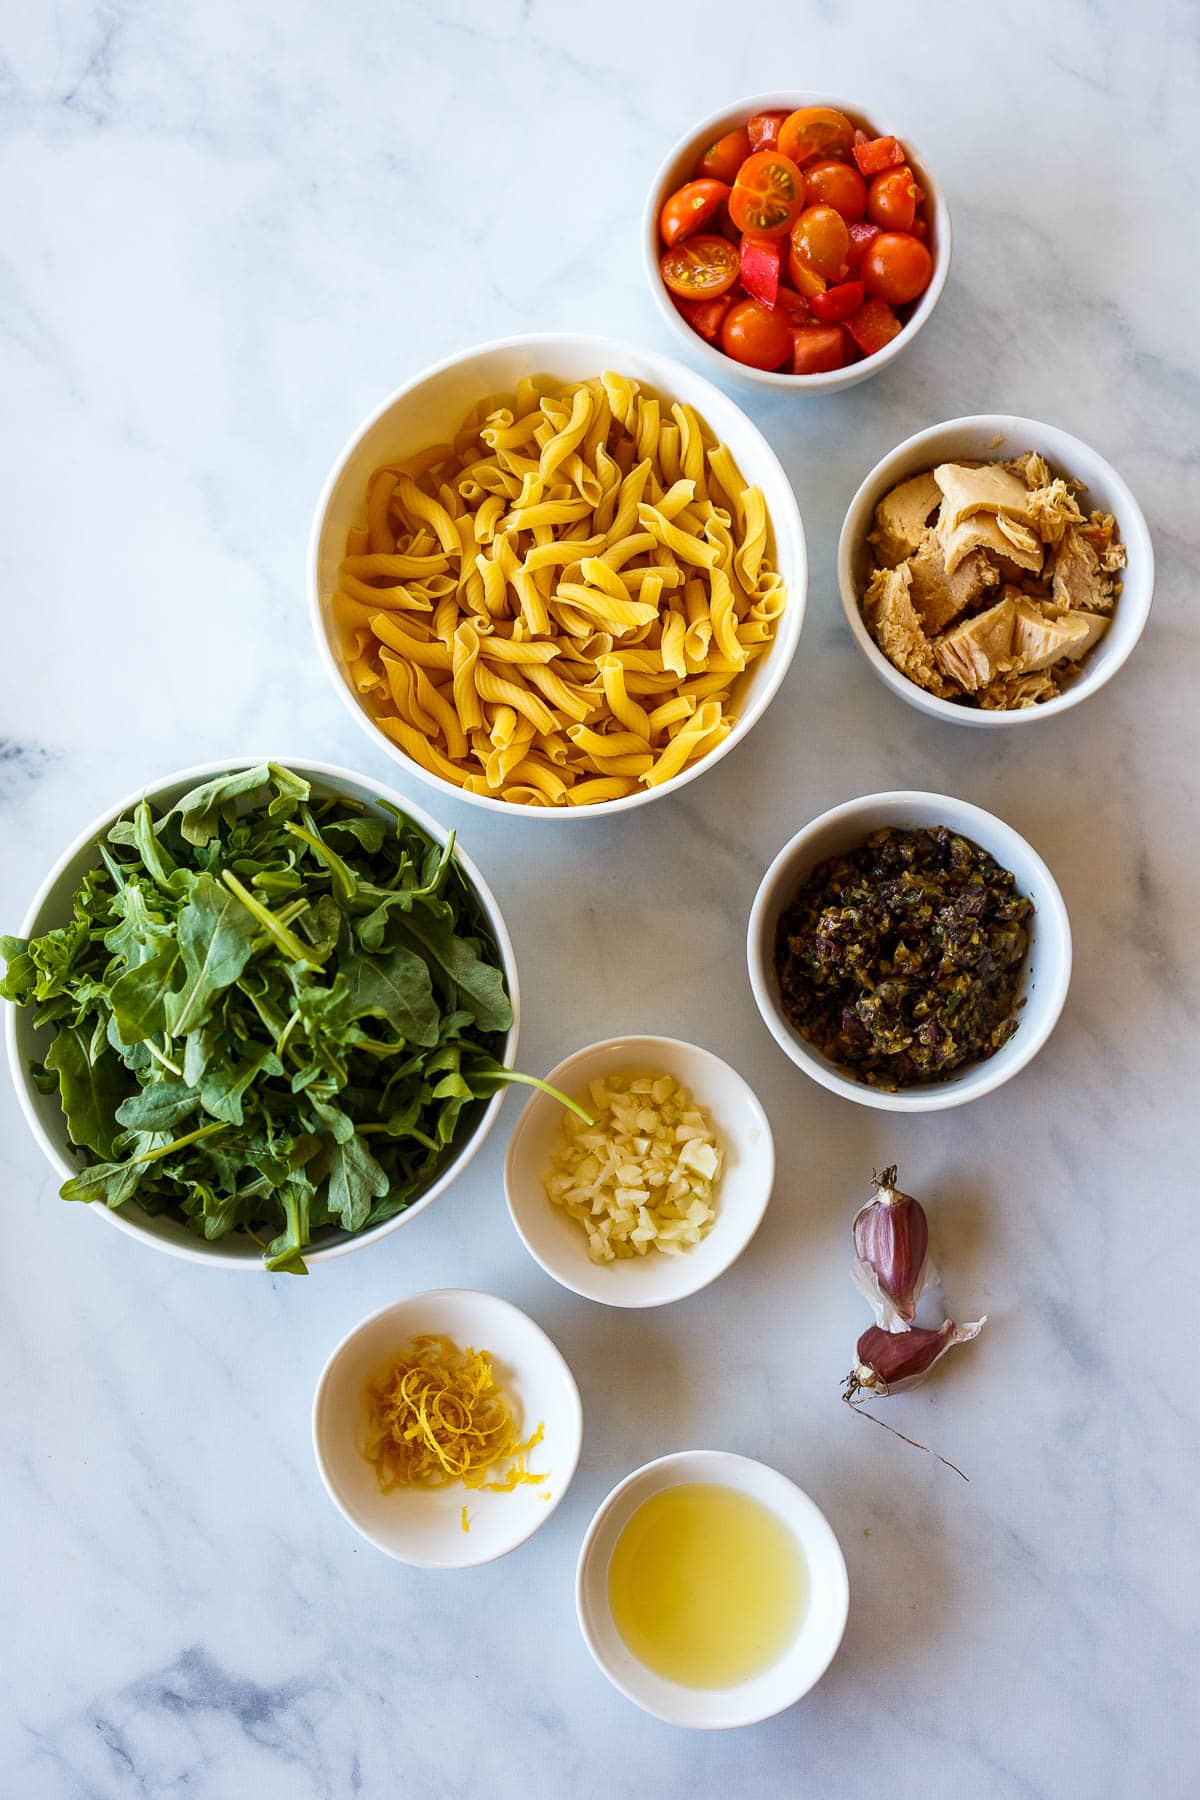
659 234 740 298
867 166 918 231
789 204 851 280
660 179 732 247
696 126 752 185
861 232 933 304
747 110 789 152
728 150 805 238
720 297 792 370
802 159 867 222
777 106 856 165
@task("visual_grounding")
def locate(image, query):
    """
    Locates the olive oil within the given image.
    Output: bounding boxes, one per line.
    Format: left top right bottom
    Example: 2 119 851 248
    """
607 1482 806 1688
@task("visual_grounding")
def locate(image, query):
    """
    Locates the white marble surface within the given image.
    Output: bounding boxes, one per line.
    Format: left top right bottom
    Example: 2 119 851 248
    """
2 2 1197 1795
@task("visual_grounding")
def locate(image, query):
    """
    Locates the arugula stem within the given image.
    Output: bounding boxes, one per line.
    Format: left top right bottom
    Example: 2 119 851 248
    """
134 1120 229 1164
484 1070 594 1125
221 869 326 966
144 1039 183 1077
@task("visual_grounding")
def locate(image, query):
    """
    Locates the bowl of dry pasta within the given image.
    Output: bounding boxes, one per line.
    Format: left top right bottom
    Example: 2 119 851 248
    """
308 334 807 815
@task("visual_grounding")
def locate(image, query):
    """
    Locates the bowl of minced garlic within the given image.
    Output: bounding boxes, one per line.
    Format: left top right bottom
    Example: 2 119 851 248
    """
312 1289 582 1567
504 1036 776 1309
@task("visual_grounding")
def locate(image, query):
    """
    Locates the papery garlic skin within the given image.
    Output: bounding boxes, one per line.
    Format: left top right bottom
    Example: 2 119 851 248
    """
852 1318 986 1396
851 1166 932 1331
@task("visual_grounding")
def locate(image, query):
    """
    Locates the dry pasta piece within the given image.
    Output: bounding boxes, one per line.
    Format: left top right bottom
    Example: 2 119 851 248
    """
333 373 786 805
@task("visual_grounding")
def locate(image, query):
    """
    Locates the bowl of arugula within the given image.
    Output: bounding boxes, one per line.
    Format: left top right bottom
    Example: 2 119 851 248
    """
1 759 532 1272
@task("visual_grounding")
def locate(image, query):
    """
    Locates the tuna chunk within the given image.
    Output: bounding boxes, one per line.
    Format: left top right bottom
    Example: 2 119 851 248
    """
1011 599 1110 673
934 462 1036 532
1051 525 1120 611
864 562 951 695
906 528 999 634
933 596 1018 691
869 471 943 567
938 508 1043 577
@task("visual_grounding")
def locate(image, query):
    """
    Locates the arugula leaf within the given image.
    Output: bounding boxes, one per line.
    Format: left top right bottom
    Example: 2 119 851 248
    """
328 1131 390 1230
44 1027 126 1160
166 873 259 1035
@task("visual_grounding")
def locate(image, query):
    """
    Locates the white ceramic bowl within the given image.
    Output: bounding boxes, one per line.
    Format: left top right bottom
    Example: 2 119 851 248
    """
4 759 519 1268
644 92 951 394
838 414 1155 724
576 1450 849 1727
313 1288 582 1569
747 791 1071 1112
504 1036 774 1308
308 332 807 818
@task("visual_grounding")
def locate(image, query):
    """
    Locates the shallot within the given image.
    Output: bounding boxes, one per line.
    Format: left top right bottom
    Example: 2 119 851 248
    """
851 1165 934 1330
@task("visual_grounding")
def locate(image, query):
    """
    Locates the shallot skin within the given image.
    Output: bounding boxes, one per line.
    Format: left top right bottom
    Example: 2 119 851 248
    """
850 1318 986 1397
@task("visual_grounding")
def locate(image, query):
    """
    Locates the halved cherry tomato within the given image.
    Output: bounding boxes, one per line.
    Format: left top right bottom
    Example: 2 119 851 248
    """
747 110 789 152
845 219 881 273
791 324 845 375
776 106 855 166
697 126 752 185
720 297 792 370
861 232 933 304
803 159 867 222
673 291 735 344
728 150 805 238
659 234 740 298
845 296 902 356
787 252 827 300
660 179 732 247
868 166 917 231
852 135 905 177
713 198 742 244
809 278 866 323
739 235 782 307
789 204 851 280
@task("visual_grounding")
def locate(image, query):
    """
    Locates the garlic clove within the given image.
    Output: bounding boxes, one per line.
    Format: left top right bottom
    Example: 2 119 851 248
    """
851 1165 930 1329
849 1317 986 1397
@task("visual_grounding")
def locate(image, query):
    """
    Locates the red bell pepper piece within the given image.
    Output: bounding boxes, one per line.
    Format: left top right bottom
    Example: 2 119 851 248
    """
747 109 788 152
673 292 735 344
852 135 905 177
809 279 865 323
739 234 782 306
845 220 882 273
845 296 903 356
791 324 846 375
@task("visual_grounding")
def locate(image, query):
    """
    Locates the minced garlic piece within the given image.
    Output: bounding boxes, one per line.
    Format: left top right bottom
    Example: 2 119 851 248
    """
543 1071 722 1264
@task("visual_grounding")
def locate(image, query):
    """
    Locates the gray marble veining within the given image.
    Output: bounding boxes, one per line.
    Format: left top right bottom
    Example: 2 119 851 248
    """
2 2 1198 1796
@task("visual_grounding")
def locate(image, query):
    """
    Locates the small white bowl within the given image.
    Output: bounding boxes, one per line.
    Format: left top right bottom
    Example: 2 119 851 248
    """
838 414 1155 724
747 791 1071 1112
504 1036 774 1308
576 1450 849 1727
308 332 807 819
313 1288 582 1569
4 759 518 1268
644 92 951 394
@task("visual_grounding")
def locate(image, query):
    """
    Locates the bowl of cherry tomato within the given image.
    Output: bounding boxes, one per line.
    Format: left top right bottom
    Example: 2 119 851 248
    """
644 93 951 392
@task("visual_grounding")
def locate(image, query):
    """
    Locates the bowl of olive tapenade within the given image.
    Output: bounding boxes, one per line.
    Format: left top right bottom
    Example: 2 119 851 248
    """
746 792 1071 1111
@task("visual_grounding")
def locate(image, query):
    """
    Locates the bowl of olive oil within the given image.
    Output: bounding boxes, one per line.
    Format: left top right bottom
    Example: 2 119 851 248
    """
575 1450 849 1728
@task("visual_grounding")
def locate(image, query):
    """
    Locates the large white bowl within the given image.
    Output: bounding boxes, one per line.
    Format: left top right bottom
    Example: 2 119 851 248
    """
504 1035 774 1308
313 1288 582 1569
308 333 807 818
4 759 519 1268
838 414 1155 724
747 791 1071 1112
576 1450 849 1727
644 92 951 394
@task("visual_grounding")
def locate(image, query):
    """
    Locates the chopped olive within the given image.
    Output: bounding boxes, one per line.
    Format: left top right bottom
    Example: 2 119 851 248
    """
774 827 1032 1089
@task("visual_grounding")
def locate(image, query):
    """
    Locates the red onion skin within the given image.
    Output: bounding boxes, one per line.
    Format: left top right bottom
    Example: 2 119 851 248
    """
854 1319 985 1394
852 1188 929 1324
